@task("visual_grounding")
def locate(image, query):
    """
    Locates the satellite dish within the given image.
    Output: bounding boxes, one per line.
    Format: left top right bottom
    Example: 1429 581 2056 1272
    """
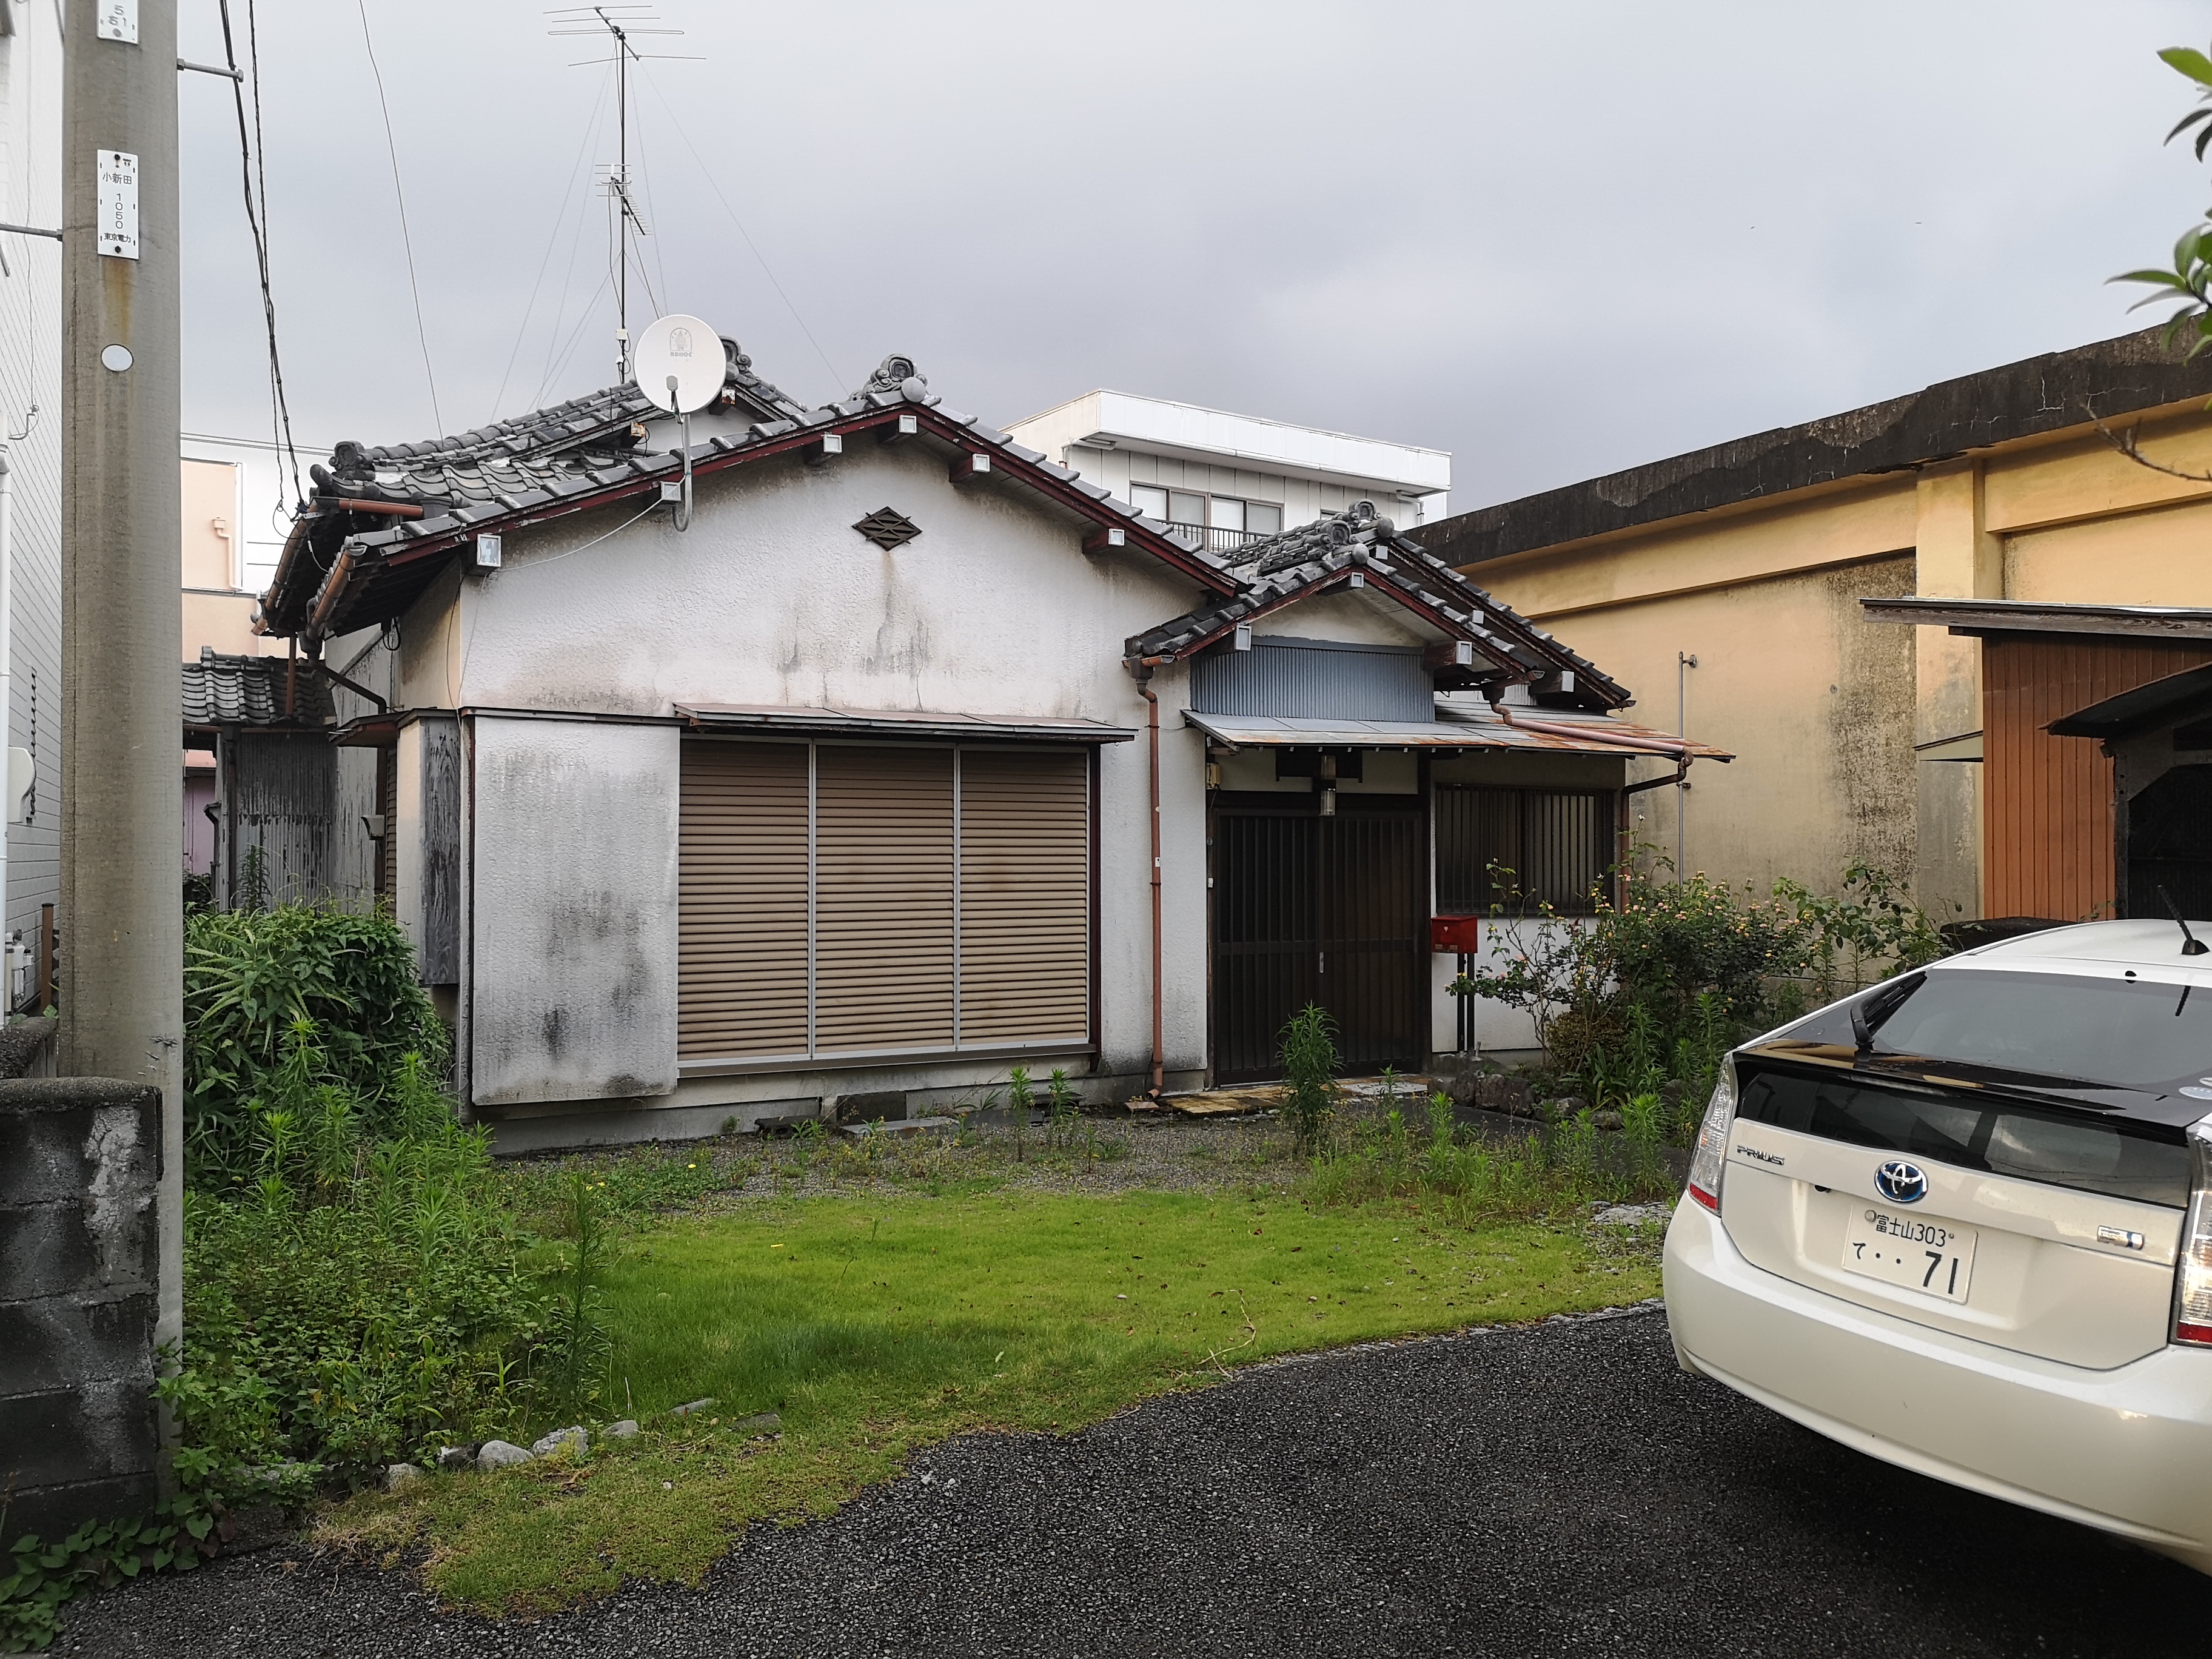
634 313 722 415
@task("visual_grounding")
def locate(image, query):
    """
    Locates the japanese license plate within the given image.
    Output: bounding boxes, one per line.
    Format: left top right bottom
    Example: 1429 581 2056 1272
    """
1843 1205 1976 1303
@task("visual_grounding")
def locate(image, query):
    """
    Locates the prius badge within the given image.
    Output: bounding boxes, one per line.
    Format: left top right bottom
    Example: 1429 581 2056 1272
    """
1875 1160 1929 1205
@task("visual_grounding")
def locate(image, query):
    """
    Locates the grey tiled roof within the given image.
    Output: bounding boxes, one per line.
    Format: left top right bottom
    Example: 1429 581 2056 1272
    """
1121 501 1629 709
182 648 335 729
261 349 1229 641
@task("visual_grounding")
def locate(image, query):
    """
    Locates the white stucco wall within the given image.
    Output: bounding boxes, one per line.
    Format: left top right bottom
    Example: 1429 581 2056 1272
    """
398 441 1218 1127
468 716 680 1107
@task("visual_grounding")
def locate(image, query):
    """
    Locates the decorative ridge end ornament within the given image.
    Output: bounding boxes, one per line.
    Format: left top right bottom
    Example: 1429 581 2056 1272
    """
853 507 921 551
853 354 927 401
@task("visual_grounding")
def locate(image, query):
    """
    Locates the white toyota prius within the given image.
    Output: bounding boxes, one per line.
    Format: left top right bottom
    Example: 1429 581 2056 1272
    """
1664 917 2212 1575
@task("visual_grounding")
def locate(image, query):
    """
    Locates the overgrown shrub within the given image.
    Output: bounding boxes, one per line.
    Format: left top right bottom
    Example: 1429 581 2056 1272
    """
175 1087 551 1481
184 903 450 1189
1452 860 1949 1134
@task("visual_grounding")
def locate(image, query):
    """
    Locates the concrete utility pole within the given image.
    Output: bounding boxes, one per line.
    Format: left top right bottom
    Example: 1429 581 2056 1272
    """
61 1 183 1354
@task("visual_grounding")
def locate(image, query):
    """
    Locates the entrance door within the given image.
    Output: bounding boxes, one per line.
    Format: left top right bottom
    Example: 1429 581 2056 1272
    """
1212 799 1424 1083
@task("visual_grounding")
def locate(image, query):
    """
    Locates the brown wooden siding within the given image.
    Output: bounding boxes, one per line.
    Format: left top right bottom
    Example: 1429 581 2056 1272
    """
1983 636 2212 921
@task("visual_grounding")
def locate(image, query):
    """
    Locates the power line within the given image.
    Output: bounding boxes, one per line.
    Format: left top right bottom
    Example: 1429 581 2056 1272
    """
489 65 612 424
217 0 301 511
356 0 443 435
636 60 845 393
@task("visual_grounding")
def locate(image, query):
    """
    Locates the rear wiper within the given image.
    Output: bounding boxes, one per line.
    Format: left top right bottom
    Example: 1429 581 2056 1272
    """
1851 971 1926 1058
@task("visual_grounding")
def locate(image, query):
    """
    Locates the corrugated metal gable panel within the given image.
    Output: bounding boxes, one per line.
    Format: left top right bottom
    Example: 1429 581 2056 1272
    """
1189 637 1432 722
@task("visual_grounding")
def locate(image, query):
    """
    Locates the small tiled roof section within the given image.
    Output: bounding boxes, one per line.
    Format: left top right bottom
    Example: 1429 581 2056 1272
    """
259 348 1230 642
182 648 334 729
1122 501 1629 709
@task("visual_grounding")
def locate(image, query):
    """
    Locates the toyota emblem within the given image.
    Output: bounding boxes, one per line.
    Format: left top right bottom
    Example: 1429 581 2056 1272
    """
1875 1159 1929 1205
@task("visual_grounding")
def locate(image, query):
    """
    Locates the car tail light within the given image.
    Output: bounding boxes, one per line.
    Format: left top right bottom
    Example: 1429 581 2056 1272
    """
1684 1058 1738 1215
2172 1118 2212 1346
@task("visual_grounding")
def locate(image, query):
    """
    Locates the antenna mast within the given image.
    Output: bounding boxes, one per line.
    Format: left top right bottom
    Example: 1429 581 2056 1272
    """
548 4 688 384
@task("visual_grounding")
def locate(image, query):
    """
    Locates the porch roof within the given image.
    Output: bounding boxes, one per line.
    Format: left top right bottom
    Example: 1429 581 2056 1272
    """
1860 596 2212 640
1184 699 1732 760
2047 662 2212 740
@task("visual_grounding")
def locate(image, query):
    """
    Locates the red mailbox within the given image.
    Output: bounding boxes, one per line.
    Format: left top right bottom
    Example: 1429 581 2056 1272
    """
1430 915 1481 954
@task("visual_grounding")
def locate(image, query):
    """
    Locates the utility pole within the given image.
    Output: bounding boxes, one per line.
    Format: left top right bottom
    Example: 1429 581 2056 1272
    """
62 0 184 1353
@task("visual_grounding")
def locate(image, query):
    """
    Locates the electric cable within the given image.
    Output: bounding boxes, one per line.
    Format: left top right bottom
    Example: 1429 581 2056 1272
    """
635 61 845 392
491 64 612 424
217 0 301 510
355 0 443 435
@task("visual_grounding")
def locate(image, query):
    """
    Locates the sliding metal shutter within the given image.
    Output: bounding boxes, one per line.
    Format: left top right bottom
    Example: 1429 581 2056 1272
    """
959 748 1088 1044
677 740 810 1059
815 745 956 1054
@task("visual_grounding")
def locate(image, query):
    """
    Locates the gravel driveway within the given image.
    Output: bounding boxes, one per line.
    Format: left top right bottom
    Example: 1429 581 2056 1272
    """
52 1305 2205 1658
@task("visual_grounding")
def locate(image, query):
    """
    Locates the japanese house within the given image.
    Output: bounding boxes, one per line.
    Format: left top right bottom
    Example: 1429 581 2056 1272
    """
252 341 1709 1149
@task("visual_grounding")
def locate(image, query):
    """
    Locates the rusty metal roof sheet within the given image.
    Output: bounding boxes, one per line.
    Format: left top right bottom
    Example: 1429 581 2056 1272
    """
1184 699 1732 759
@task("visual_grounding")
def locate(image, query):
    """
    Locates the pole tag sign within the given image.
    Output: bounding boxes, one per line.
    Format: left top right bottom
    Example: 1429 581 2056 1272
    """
95 1 138 43
96 151 138 260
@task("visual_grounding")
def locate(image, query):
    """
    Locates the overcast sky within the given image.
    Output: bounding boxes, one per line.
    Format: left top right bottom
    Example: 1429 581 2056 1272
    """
176 0 2210 528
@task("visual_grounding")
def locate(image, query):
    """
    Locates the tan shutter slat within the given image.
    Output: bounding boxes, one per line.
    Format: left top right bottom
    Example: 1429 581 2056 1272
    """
959 748 1088 1043
678 740 809 1058
815 745 954 1052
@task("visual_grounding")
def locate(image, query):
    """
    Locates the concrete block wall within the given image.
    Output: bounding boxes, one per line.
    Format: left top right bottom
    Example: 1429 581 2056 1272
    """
0 1079 161 1542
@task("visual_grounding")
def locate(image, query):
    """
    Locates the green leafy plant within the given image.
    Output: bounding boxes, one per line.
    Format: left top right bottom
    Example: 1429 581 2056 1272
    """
1278 1004 1338 1155
1045 1068 1077 1149
540 1171 612 1424
1 1496 221 1652
183 903 450 1190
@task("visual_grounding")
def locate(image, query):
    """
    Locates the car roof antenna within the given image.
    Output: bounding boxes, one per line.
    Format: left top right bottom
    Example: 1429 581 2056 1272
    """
2158 885 2210 956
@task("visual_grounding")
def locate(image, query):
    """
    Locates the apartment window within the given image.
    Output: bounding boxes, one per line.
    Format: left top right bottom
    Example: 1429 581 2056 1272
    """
1435 785 1617 916
677 740 1092 1065
1127 486 1282 548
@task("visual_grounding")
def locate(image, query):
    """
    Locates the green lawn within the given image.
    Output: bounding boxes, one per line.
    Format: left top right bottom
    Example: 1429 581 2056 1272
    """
326 1187 1659 1612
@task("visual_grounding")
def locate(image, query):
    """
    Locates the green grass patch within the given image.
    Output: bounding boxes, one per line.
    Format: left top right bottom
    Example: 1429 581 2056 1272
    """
323 1187 1657 1612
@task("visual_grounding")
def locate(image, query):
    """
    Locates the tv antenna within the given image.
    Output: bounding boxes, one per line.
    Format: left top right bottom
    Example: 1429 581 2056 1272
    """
547 5 702 384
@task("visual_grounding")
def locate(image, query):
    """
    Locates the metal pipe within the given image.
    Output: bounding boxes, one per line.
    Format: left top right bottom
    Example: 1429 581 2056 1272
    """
306 543 360 638
1137 670 1164 1098
320 496 423 518
0 221 61 241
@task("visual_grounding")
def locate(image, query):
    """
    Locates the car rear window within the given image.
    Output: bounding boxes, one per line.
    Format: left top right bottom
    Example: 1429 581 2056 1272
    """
1736 1065 2191 1208
1869 969 2212 1094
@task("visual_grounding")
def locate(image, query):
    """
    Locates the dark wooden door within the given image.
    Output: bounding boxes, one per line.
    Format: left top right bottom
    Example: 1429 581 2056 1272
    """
1212 800 1424 1084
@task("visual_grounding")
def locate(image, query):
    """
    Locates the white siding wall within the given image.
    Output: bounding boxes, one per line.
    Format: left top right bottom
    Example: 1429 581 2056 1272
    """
0 11 62 947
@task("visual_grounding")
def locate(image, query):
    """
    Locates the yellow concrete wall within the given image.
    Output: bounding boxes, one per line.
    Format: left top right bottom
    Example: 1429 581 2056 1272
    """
1460 395 2212 913
1497 555 1918 898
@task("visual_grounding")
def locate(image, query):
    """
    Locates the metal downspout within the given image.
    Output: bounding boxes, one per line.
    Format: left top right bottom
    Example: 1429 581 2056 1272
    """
1136 669 1164 1098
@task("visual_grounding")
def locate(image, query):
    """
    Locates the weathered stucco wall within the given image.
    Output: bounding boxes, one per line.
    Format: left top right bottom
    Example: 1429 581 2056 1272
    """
1476 554 1918 901
1438 375 2212 926
469 717 681 1107
403 442 1218 1128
